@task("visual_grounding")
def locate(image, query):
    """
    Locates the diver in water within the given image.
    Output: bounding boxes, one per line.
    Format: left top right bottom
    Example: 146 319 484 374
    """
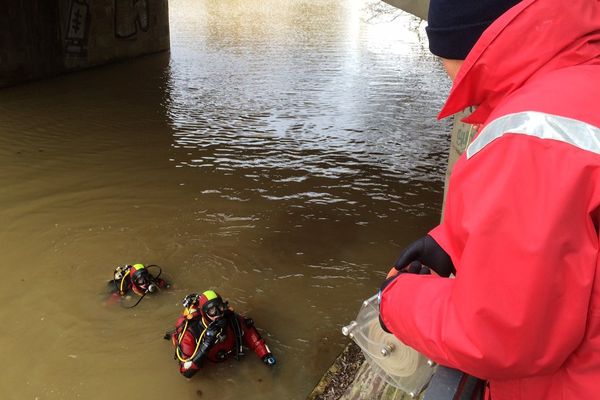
108 263 169 307
166 290 276 378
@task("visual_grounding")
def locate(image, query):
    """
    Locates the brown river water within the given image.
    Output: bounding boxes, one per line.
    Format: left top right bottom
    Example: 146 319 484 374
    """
0 0 451 399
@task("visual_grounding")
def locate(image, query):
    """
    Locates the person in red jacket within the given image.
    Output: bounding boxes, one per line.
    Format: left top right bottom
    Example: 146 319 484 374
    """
168 290 275 378
379 1 600 399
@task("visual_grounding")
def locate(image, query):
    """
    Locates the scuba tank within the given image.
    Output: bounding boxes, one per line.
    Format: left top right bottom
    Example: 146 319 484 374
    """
113 264 131 281
112 265 133 295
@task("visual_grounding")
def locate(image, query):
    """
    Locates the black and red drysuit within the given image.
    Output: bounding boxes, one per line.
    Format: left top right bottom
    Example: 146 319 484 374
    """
107 264 169 302
171 311 272 378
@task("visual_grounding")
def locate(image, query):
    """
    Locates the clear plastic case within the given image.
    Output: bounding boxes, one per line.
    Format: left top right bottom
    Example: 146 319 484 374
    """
342 294 436 397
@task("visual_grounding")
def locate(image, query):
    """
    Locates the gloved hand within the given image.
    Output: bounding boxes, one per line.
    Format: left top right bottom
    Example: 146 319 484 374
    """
379 261 430 333
382 261 430 291
392 234 455 277
192 338 213 366
262 353 276 366
192 321 224 365
209 317 227 331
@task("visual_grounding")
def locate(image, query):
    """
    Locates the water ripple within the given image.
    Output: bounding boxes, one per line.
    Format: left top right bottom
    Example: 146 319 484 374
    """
165 0 451 222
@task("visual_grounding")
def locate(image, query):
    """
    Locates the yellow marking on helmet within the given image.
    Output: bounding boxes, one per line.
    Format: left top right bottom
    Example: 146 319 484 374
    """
133 263 145 270
203 290 218 301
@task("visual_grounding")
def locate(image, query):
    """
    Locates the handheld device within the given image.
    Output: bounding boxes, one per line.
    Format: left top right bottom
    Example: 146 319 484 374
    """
342 294 436 398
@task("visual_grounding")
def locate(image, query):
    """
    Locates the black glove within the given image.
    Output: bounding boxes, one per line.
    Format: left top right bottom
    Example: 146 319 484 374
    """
210 317 228 331
382 261 430 291
378 261 430 333
262 353 276 366
191 320 224 365
394 235 455 277
191 336 214 365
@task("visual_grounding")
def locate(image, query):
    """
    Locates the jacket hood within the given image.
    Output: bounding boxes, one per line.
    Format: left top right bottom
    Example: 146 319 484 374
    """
439 0 600 124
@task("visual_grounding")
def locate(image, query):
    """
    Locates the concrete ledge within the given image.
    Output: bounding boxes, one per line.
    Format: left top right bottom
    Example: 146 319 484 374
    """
307 342 365 400
307 342 422 400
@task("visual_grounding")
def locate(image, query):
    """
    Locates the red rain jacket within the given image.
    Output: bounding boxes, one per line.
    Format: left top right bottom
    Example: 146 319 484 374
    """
380 1 600 399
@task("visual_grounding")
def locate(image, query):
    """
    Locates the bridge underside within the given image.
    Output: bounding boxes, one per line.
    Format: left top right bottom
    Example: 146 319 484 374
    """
382 0 429 20
1 0 169 88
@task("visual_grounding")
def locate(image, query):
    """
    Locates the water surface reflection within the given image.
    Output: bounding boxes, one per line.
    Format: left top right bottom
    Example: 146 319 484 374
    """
0 1 450 399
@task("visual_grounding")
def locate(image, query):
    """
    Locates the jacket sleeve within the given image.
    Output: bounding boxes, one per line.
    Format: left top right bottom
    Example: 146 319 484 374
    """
380 134 599 380
241 317 270 359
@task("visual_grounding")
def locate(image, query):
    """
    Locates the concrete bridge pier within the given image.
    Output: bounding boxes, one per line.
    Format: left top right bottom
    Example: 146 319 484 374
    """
0 0 170 88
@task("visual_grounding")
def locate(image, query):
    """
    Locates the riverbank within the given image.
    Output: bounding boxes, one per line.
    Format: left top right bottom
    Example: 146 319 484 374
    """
307 342 421 400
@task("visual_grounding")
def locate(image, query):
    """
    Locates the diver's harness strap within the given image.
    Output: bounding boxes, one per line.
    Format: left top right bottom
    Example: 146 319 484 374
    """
225 310 245 360
192 322 221 365
172 316 237 366
173 317 209 363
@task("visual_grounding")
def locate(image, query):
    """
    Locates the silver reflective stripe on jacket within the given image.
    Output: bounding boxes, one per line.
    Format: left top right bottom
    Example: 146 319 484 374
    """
466 111 600 159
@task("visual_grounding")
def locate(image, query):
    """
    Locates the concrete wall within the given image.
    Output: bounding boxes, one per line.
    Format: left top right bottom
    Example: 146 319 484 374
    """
381 0 429 20
0 0 169 87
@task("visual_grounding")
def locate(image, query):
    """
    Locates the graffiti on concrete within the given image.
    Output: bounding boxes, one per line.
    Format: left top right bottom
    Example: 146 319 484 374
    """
115 0 150 39
65 0 90 56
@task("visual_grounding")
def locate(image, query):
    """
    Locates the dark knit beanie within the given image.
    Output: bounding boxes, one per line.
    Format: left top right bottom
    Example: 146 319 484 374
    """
426 0 522 59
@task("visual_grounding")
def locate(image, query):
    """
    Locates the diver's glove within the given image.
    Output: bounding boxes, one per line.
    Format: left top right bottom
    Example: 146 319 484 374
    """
210 317 228 331
262 353 276 366
378 261 430 333
393 234 455 277
191 337 214 366
191 321 224 365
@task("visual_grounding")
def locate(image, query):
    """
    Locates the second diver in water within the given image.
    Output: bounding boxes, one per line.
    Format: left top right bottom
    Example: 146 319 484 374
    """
166 290 276 378
108 263 170 307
